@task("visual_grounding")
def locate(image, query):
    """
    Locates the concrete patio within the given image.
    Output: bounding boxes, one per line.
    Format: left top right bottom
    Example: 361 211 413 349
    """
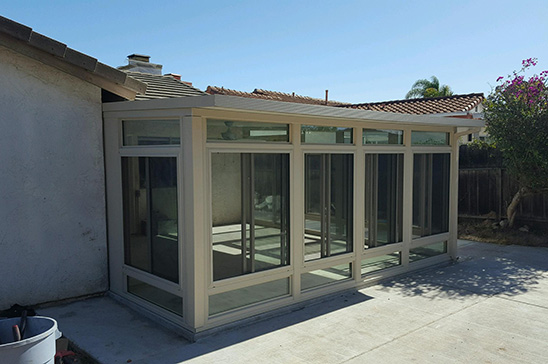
39 240 548 363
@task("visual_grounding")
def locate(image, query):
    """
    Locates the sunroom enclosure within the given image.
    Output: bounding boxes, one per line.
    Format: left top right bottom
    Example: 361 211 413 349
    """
103 95 482 339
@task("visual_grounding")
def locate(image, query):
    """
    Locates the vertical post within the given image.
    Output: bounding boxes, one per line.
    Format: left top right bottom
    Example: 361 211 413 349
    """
249 154 256 273
448 131 460 259
291 124 304 299
325 155 331 257
354 134 365 282
241 154 249 274
104 116 124 294
401 129 413 267
181 114 207 330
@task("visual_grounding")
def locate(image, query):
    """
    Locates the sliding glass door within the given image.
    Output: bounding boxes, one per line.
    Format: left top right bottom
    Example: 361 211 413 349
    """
211 153 290 281
304 154 353 261
364 154 403 249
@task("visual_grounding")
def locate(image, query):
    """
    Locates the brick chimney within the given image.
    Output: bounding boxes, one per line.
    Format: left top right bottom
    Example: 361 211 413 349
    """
118 54 163 75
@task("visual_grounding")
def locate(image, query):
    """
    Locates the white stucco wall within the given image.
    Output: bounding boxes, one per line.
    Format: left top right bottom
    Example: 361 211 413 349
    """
0 46 108 309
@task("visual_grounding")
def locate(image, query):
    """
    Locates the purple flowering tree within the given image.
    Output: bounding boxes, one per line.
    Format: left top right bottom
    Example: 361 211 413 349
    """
484 58 548 227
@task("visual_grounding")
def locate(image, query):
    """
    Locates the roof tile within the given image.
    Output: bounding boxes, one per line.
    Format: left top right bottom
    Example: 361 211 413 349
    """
28 32 66 57
125 72 207 100
206 86 483 114
206 86 350 106
0 15 145 98
64 48 97 72
345 93 484 114
0 15 31 41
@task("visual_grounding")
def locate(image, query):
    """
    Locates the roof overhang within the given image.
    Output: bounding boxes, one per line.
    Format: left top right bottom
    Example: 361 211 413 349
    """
0 16 146 100
103 94 485 128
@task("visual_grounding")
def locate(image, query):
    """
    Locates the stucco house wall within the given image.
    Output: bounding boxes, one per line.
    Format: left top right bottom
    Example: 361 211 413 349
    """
0 45 108 309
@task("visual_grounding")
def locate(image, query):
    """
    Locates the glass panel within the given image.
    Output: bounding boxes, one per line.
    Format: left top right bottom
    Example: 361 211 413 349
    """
127 277 182 316
207 119 289 142
412 154 450 239
365 154 403 249
122 157 179 283
411 131 449 145
304 154 353 261
363 129 403 145
409 242 447 262
361 253 401 275
123 120 180 146
209 278 289 315
211 153 290 281
301 125 353 144
301 263 352 291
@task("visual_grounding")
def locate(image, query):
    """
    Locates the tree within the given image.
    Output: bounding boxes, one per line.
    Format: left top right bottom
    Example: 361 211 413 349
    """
405 76 453 99
484 58 548 227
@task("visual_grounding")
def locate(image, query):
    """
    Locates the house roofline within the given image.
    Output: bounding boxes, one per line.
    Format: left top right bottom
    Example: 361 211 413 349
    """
0 15 146 100
103 94 485 128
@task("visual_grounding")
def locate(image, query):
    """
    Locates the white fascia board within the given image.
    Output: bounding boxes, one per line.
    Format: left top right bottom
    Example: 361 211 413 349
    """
103 94 485 128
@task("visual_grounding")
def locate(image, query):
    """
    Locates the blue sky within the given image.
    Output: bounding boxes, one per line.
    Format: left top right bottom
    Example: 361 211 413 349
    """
3 1 547 103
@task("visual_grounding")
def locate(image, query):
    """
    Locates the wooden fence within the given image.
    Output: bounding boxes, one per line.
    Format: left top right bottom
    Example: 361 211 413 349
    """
458 168 548 222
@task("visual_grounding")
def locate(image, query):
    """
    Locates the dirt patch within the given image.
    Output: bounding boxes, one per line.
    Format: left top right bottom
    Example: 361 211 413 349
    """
458 218 548 248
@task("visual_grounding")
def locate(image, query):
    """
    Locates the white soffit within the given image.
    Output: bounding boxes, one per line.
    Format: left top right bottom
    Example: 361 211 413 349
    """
103 95 485 128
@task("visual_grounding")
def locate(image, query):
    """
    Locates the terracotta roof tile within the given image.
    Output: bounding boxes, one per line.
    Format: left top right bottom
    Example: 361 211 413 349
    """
206 86 350 107
344 93 484 114
206 86 483 115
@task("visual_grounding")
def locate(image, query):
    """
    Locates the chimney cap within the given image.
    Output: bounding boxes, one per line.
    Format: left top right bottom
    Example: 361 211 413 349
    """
128 54 151 62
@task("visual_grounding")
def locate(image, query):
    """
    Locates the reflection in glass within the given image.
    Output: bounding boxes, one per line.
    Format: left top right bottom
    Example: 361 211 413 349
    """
123 119 180 146
409 242 447 262
127 277 182 316
365 154 403 249
209 278 289 315
207 119 289 142
361 253 401 275
363 129 403 145
122 157 179 283
301 125 353 144
301 264 352 291
411 131 449 145
413 154 450 238
304 154 353 261
211 153 290 281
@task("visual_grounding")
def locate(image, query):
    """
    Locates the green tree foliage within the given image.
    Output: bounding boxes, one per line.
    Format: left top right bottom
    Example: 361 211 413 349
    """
405 76 453 99
484 58 548 227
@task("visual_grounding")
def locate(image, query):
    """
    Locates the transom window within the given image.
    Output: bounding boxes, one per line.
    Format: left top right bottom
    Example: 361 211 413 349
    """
207 119 289 142
301 125 353 144
123 119 180 146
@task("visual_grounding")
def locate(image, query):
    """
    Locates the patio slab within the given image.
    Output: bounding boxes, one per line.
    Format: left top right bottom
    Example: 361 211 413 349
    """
39 240 548 363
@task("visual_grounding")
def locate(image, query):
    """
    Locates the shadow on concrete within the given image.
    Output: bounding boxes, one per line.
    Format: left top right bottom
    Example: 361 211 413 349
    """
150 290 372 362
379 243 548 300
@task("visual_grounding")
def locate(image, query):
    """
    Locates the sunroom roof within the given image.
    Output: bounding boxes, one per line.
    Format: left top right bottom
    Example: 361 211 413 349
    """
103 94 485 128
